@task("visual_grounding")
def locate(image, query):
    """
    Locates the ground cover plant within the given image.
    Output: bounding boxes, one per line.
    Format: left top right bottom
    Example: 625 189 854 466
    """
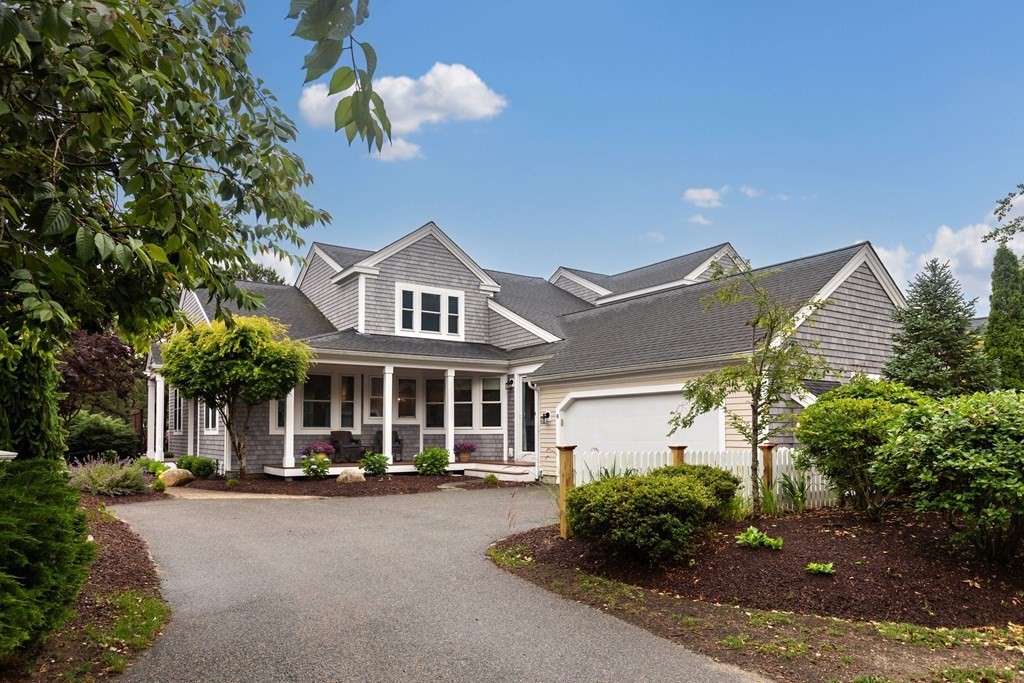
735 526 783 550
68 457 146 496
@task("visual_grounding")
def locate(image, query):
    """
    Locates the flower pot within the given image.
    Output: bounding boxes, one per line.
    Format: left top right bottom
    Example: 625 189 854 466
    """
456 451 472 463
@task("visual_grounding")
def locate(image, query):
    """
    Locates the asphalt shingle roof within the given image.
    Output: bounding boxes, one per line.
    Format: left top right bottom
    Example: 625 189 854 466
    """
802 379 842 397
531 244 864 379
485 269 593 338
305 330 510 362
562 243 729 295
314 242 375 269
193 282 336 341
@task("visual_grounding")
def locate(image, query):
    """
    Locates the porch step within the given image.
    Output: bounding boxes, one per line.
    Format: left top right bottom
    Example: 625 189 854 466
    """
462 463 536 482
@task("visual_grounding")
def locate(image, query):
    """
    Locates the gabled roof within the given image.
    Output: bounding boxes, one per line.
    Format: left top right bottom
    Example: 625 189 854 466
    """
485 269 593 339
531 244 867 380
193 281 336 340
315 243 375 270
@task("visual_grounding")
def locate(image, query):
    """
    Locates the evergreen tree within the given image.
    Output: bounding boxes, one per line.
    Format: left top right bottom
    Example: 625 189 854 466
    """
884 259 996 397
986 245 1024 389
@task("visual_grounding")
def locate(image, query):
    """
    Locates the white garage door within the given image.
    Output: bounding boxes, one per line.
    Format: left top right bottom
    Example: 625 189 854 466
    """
561 391 723 455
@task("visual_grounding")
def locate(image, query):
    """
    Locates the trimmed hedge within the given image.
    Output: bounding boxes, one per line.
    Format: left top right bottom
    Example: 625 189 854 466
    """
65 411 139 462
567 474 721 567
650 463 741 507
0 460 95 658
175 455 216 478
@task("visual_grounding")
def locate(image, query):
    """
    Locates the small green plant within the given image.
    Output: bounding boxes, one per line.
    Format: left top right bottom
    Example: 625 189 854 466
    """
487 545 534 568
483 473 500 486
225 477 239 489
90 590 170 653
735 526 783 550
806 561 835 575
69 457 147 496
175 455 217 478
779 469 809 514
722 495 752 522
584 458 639 481
359 452 389 477
413 447 450 476
759 477 782 517
300 453 331 479
151 479 166 493
134 457 170 476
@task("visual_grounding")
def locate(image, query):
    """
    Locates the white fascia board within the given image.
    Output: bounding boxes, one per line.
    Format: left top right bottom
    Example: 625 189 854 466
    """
353 222 501 293
295 245 342 289
555 383 685 414
331 263 381 284
595 278 698 305
308 348 509 372
791 389 817 408
528 351 747 384
683 243 748 281
487 300 561 343
191 290 211 323
548 268 613 296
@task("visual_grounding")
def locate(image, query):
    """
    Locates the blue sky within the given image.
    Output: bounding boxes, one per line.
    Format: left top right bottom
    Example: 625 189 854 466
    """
244 2 1024 311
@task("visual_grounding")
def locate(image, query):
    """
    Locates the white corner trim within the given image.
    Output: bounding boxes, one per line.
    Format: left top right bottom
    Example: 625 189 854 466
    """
554 383 685 415
356 274 366 333
595 277 699 305
548 268 613 296
487 300 561 343
191 290 211 323
350 222 501 293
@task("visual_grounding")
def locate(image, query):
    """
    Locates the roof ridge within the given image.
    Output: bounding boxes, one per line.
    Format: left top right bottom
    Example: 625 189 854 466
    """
606 242 730 279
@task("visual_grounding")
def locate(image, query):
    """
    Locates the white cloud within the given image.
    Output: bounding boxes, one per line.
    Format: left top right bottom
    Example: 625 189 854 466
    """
682 187 725 208
773 193 792 201
252 251 298 285
643 231 666 243
739 185 762 198
875 244 912 290
688 214 713 226
373 137 423 162
298 63 506 161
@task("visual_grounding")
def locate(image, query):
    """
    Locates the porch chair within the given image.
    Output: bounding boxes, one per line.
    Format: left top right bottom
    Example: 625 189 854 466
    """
372 430 404 461
330 431 363 463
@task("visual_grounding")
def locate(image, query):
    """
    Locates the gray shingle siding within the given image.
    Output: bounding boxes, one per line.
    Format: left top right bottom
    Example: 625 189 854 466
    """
179 292 207 324
364 234 490 342
692 252 741 282
298 252 354 331
488 310 546 350
796 262 898 378
551 275 601 304
422 432 504 460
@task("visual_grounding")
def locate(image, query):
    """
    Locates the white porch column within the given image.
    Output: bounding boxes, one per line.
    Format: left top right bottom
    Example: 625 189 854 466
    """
154 374 165 461
383 366 394 463
283 389 296 468
146 378 156 457
444 369 455 462
189 397 198 456
223 404 232 473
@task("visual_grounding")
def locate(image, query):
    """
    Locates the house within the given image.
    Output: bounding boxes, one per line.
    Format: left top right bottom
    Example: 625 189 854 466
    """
144 222 903 479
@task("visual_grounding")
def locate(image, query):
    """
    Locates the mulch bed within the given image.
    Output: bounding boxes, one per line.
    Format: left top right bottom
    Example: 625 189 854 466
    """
505 509 1024 628
184 474 536 497
0 501 164 681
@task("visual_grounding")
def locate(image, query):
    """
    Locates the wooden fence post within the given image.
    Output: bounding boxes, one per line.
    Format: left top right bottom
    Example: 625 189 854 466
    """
758 443 777 486
557 445 576 540
668 445 687 466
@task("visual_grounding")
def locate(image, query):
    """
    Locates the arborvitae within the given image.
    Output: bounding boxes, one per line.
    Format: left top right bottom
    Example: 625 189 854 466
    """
883 259 997 397
985 245 1024 389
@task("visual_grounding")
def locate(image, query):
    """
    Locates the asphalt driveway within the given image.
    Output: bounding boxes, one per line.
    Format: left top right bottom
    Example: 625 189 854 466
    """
113 486 761 682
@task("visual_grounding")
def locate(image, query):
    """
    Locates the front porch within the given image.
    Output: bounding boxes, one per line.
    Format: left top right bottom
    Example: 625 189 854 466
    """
262 460 537 482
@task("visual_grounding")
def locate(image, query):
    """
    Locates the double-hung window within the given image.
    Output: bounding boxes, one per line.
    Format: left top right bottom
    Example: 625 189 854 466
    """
302 375 331 429
453 378 473 427
425 379 445 428
204 402 218 432
396 284 463 339
173 390 183 431
481 377 502 427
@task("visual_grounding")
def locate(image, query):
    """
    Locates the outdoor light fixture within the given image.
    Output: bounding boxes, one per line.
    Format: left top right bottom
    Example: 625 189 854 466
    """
540 411 551 424
505 377 515 388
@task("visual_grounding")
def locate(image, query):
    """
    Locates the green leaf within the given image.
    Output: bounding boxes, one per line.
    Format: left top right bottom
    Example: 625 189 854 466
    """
333 95 353 131
146 244 169 264
42 203 71 236
0 9 19 47
360 41 377 78
75 226 95 262
95 232 115 261
10 269 30 280
286 0 316 19
329 67 355 95
302 39 343 83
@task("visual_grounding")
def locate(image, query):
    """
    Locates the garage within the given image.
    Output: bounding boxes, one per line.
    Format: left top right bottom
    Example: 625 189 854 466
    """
559 389 723 455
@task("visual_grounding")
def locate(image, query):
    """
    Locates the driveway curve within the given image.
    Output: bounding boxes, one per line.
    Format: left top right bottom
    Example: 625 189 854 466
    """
114 487 760 682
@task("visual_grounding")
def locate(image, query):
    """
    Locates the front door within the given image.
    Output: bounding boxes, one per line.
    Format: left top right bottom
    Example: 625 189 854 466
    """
521 382 536 454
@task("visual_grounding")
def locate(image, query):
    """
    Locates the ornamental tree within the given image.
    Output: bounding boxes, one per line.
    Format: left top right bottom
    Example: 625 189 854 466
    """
160 317 312 477
56 330 143 423
985 245 1024 390
669 268 831 517
883 259 996 397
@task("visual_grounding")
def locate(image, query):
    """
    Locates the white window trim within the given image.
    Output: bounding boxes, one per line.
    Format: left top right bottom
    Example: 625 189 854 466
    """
393 282 465 341
421 376 506 434
363 374 422 425
202 401 219 435
270 373 362 435
172 389 183 433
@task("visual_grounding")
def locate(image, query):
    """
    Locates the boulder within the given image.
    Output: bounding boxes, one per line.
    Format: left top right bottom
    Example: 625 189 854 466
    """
336 469 365 484
160 468 195 487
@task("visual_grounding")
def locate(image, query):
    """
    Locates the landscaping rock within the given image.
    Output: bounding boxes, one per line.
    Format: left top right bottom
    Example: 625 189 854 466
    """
160 468 195 487
336 469 365 484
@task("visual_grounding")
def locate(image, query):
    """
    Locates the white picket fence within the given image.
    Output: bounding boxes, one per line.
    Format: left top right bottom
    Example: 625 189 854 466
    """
574 447 835 511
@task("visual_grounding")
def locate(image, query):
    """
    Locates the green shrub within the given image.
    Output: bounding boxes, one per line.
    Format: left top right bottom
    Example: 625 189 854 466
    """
0 460 95 658
65 411 139 462
175 455 216 478
225 477 239 489
413 447 450 476
300 453 331 480
806 562 835 576
68 457 146 496
875 391 1024 563
567 474 720 566
151 479 166 493
483 473 499 486
795 376 929 520
735 526 783 550
779 470 809 515
359 452 389 477
650 463 741 508
134 457 169 476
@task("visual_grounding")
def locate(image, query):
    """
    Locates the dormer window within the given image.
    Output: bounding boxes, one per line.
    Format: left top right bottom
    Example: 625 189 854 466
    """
395 283 464 340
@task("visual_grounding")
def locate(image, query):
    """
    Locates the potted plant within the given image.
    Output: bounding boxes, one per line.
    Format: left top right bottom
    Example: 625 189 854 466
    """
453 441 476 463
